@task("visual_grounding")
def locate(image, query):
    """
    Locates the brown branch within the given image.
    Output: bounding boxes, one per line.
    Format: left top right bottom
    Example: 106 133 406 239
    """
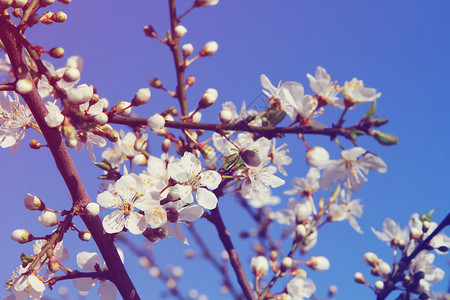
0 20 140 300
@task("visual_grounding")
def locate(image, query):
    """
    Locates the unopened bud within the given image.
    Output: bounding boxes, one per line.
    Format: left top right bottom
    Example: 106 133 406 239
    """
143 25 157 38
240 149 261 167
133 153 148 166
410 227 422 240
306 146 329 168
131 88 151 106
328 285 338 296
12 0 26 8
219 109 233 124
199 41 218 57
49 47 65 58
295 224 307 239
58 0 71 4
48 257 60 273
370 130 399 146
29 139 43 149
186 75 195 87
162 138 171 153
190 111 202 123
363 252 379 267
374 280 384 291
65 137 77 148
250 256 269 277
199 144 216 160
78 230 92 241
194 0 219 8
306 256 330 271
85 203 100 217
116 101 132 116
182 43 194 57
0 0 12 8
94 112 108 125
295 203 312 222
148 113 165 132
40 0 55 6
67 84 93 105
354 272 366 284
107 130 120 143
38 211 59 227
198 88 218 109
63 67 80 82
40 11 54 24
149 78 162 89
16 78 33 94
377 261 391 276
281 257 293 270
11 229 33 244
52 11 67 23
174 25 187 38
12 8 21 17
24 194 46 211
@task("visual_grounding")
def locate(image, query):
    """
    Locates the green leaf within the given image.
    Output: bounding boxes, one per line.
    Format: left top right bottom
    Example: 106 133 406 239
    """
363 100 377 119
370 130 399 146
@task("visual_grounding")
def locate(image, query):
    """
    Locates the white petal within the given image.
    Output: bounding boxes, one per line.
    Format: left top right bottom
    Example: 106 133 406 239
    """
196 188 218 210
102 210 125 234
199 170 222 190
76 251 102 271
179 205 204 222
97 191 118 209
173 222 189 245
168 161 189 183
98 280 117 299
180 152 202 175
125 212 147 234
73 277 97 292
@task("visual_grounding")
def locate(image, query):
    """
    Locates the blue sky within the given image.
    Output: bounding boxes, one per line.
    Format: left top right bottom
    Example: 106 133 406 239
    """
1 1 449 299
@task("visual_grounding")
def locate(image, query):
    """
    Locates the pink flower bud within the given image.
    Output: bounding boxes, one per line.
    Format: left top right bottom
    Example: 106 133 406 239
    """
149 78 162 89
24 193 46 211
11 229 33 244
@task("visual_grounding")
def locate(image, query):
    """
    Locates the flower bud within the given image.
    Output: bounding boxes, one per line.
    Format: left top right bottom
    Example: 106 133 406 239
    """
78 230 92 241
186 75 195 87
281 257 293 270
295 224 307 239
48 256 60 273
328 285 338 296
143 25 157 38
134 138 148 152
190 111 202 123
182 43 194 57
250 256 269 277
131 88 151 106
199 144 216 160
194 0 219 7
65 137 77 148
29 139 43 149
306 146 329 168
116 101 132 116
306 256 330 271
354 272 366 284
107 130 120 143
24 193 46 211
94 112 108 125
12 8 21 17
363 252 378 267
67 84 93 105
45 105 64 128
52 11 67 23
11 229 33 244
240 149 261 167
16 79 33 94
174 25 187 38
48 47 65 58
374 280 384 291
377 261 391 276
147 113 166 132
63 67 80 82
199 41 218 57
370 130 399 146
40 0 55 6
219 109 233 124
198 88 218 109
38 211 59 227
0 0 13 8
162 138 171 153
295 203 312 222
149 78 162 89
133 153 148 166
12 0 26 8
40 11 54 24
85 203 100 217
410 227 422 240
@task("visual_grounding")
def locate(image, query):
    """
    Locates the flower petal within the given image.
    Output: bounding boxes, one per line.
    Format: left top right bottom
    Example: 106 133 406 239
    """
196 188 218 210
125 212 147 234
102 210 125 234
199 170 222 190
